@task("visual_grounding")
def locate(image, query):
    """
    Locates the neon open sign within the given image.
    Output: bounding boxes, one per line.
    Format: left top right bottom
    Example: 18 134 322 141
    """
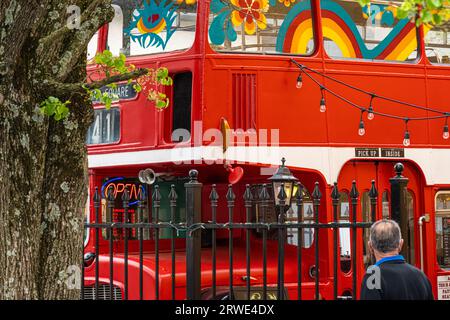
101 177 146 206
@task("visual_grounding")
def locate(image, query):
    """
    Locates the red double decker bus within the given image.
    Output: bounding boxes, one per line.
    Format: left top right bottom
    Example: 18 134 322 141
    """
83 0 450 300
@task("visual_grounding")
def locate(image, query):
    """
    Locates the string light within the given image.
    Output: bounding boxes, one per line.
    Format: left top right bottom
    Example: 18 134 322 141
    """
367 95 375 120
403 119 410 147
320 87 326 113
296 73 303 89
358 111 366 136
444 116 449 139
290 59 450 145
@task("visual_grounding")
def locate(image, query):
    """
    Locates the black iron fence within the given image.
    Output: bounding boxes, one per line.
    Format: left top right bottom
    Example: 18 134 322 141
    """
82 169 377 300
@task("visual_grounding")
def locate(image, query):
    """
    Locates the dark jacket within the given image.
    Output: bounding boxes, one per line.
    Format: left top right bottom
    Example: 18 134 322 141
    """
360 256 434 300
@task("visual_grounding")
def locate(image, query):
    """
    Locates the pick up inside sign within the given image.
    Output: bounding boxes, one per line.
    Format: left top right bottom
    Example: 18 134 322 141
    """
355 148 379 158
355 148 405 158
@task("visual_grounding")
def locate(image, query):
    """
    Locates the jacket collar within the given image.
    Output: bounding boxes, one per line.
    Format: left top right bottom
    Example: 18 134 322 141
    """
375 255 405 267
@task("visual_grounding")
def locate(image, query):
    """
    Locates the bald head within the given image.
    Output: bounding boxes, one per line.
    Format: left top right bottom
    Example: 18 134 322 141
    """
369 219 402 254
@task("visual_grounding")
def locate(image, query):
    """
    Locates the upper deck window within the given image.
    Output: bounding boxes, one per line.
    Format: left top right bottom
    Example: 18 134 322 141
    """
87 32 99 61
321 0 418 62
108 0 198 57
425 21 450 65
208 0 315 55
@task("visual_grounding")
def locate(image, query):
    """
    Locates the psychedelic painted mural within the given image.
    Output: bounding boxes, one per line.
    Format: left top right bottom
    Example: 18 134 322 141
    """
125 0 178 50
208 0 420 62
209 0 314 54
318 0 417 61
108 0 197 56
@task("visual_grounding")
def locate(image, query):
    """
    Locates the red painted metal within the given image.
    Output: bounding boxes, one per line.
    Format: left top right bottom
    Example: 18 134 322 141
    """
84 0 450 300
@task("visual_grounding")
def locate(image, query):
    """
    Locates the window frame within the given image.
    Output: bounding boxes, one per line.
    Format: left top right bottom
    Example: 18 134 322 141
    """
86 106 122 147
84 190 90 248
424 22 450 67
434 190 450 270
163 71 194 145
338 190 352 274
207 0 318 58
320 0 422 65
107 0 199 58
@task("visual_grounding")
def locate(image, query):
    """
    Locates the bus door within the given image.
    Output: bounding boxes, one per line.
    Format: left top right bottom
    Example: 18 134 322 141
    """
337 160 426 296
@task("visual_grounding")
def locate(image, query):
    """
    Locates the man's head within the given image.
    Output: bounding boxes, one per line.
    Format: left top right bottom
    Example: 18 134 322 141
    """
368 219 404 258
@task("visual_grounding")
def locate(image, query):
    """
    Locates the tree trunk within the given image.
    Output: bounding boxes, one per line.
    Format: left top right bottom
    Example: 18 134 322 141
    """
0 0 114 299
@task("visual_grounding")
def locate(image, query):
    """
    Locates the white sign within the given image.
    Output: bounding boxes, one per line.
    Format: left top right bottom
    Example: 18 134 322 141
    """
438 275 450 300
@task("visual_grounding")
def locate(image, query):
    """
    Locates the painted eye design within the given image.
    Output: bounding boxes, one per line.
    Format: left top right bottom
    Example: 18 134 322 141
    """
125 0 178 50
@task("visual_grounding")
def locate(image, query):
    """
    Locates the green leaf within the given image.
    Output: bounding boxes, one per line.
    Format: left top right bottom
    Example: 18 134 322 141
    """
39 96 71 120
156 100 168 109
421 9 433 23
133 84 142 93
428 0 442 9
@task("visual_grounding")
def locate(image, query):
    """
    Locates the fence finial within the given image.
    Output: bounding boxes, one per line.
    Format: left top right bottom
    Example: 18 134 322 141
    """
169 184 178 202
209 184 219 203
369 180 378 200
122 186 130 203
189 169 199 182
138 185 146 203
152 185 162 203
226 184 236 202
93 187 100 203
107 186 115 202
259 184 270 201
394 162 404 178
243 184 253 203
312 182 322 202
331 182 340 202
350 180 359 200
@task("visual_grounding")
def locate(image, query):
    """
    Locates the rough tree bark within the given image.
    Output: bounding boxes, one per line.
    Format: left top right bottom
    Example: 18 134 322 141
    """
0 0 127 299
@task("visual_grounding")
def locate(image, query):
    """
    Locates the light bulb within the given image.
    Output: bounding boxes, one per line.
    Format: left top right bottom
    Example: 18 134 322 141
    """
403 131 410 146
358 128 366 136
403 138 410 146
358 120 365 136
320 98 326 113
296 74 303 89
367 109 374 120
443 124 449 139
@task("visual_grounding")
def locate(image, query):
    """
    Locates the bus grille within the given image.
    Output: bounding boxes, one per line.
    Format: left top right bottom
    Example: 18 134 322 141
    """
82 284 122 300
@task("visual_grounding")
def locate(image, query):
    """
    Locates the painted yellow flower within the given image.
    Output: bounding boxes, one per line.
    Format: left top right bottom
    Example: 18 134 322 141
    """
176 0 197 4
231 0 269 35
279 0 295 7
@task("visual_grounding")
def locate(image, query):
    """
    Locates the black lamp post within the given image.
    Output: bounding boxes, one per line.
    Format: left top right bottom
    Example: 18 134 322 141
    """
269 158 299 208
269 158 298 300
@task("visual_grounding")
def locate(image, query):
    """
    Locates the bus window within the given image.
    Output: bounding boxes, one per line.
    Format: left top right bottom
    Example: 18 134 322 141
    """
382 190 390 219
84 192 90 246
168 72 193 143
208 0 315 55
108 0 198 57
425 21 450 65
435 192 450 270
87 32 99 61
321 0 418 62
338 191 351 273
86 108 121 145
407 190 415 265
302 196 315 249
361 192 373 267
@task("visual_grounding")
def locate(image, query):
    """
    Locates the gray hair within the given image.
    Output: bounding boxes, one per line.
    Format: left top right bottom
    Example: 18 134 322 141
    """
369 219 402 253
